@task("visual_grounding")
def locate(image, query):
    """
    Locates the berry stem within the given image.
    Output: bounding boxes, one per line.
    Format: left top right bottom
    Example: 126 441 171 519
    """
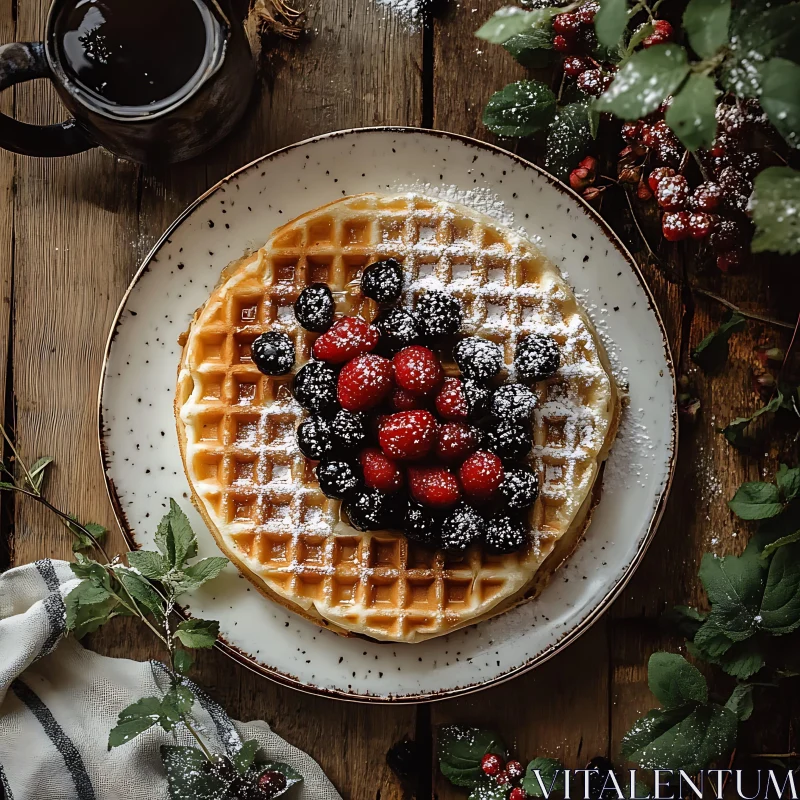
692 288 795 331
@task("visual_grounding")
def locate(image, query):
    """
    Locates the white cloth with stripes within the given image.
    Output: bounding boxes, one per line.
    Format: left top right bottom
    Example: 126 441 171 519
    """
0 560 342 800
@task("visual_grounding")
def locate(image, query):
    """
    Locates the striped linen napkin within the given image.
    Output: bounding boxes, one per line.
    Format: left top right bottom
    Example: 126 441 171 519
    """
0 559 342 800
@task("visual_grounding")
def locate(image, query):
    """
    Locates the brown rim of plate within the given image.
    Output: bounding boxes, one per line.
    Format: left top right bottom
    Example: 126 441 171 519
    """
97 126 679 704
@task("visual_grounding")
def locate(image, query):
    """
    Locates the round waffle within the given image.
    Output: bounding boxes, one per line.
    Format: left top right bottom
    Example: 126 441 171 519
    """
175 193 619 643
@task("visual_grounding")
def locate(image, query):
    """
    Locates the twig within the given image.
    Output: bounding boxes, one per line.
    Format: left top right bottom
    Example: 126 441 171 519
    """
692 287 796 330
748 752 798 759
691 150 712 183
623 186 662 263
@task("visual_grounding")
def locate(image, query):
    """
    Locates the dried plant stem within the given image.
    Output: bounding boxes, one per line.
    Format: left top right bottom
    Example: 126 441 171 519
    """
250 0 304 38
692 287 796 330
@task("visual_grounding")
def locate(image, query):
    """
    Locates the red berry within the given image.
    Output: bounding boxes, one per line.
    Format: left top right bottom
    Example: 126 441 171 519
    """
378 410 437 460
569 166 593 191
688 212 714 240
510 789 529 800
717 248 745 273
337 354 393 412
553 34 571 52
459 451 504 501
689 182 721 212
577 2 598 24
312 316 378 363
392 345 443 395
408 466 461 509
553 12 580 34
496 771 512 786
506 761 525 780
643 31 668 48
360 447 404 492
436 422 481 463
655 175 689 210
577 69 605 97
710 218 744 252
435 377 468 420
662 211 690 242
621 120 643 142
563 55 589 77
258 771 288 796
481 754 502 777
578 155 598 175
391 387 425 411
647 166 675 193
636 178 653 201
653 19 674 38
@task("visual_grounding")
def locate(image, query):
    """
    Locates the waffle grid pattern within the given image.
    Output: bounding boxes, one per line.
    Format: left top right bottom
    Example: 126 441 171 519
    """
177 194 616 642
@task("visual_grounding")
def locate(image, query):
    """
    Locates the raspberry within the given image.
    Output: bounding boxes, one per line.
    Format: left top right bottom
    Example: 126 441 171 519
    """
435 377 469 420
577 69 605 97
415 291 463 338
481 754 502 777
496 771 512 786
553 12 580 34
459 451 504 500
655 175 689 210
485 513 528 553
441 503 484 550
689 182 721 212
296 415 333 460
662 211 690 242
391 387 425 411
393 345 444 395
510 789 528 800
621 120 643 142
293 360 338 414
553 34 571 53
337 354 394 412
251 331 295 376
378 410 437 460
373 307 422 355
499 467 540 510
643 31 669 48
717 248 745 273
312 316 379 363
436 422 481 462
294 283 335 333
653 19 673 37
258 771 288 796
688 212 714 240
360 447 403 492
648 166 675 193
361 258 403 304
563 55 589 77
506 761 525 780
316 460 361 499
490 383 536 423
408 466 461 509
515 333 560 383
454 337 503 381
577 2 598 24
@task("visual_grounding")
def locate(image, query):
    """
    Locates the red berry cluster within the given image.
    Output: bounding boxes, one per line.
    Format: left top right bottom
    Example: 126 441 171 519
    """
481 754 528 799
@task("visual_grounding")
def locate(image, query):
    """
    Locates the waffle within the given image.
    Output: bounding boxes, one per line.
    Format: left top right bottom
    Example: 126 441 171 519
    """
175 193 619 643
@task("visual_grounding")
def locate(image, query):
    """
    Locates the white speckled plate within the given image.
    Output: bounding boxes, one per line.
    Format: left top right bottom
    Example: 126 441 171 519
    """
99 128 676 702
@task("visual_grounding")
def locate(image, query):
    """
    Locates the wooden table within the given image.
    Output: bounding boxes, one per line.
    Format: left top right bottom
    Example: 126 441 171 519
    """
1 1 796 797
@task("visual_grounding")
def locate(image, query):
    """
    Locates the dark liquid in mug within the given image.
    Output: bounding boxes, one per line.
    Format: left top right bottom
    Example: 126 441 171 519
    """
54 0 215 109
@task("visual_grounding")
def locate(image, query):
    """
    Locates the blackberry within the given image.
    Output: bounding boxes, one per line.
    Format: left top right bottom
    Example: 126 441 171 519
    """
484 419 533 461
373 307 422 355
498 467 540 510
361 258 404 304
462 378 491 419
330 409 367 451
490 383 536 423
441 503 485 551
515 333 560 383
484 512 528 554
292 360 338 414
296 415 333 460
415 291 462 338
344 488 391 531
294 283 335 333
316 460 361 499
404 502 442 546
454 337 503 381
251 331 295 376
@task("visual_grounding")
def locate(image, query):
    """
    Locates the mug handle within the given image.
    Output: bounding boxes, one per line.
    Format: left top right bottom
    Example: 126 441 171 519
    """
0 42 95 157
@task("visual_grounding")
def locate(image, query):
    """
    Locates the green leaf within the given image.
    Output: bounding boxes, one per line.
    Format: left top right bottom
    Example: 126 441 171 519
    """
483 80 557 137
438 725 507 789
173 618 220 649
65 578 119 638
691 311 746 371
26 456 53 492
664 73 718 151
108 688 193 750
503 31 553 69
172 557 229 595
595 45 690 120
692 619 735 658
521 758 564 798
625 23 654 56
233 740 261 777
621 704 737 773
690 634 765 680
761 58 800 149
683 0 731 59
725 685 754 721
114 566 164 619
729 482 784 520
70 521 109 553
162 745 228 800
128 549 170 580
761 530 800 559
70 556 110 586
545 102 595 182
173 649 194 675
751 166 800 255
776 465 800 503
594 0 628 49
759 540 800 634
476 7 556 45
721 392 785 448
662 605 706 639
155 499 198 569
722 2 800 98
647 652 708 708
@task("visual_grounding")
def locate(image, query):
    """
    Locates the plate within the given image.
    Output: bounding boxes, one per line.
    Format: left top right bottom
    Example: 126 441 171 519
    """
99 128 676 702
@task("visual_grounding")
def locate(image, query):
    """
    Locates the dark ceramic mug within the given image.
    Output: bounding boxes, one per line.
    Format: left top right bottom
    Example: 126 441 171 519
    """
0 0 255 163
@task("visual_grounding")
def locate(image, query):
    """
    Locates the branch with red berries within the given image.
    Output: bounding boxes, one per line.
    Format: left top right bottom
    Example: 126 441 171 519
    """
476 0 800 269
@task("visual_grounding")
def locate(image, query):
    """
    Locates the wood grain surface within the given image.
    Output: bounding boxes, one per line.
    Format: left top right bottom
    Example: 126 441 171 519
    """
1 1 797 798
